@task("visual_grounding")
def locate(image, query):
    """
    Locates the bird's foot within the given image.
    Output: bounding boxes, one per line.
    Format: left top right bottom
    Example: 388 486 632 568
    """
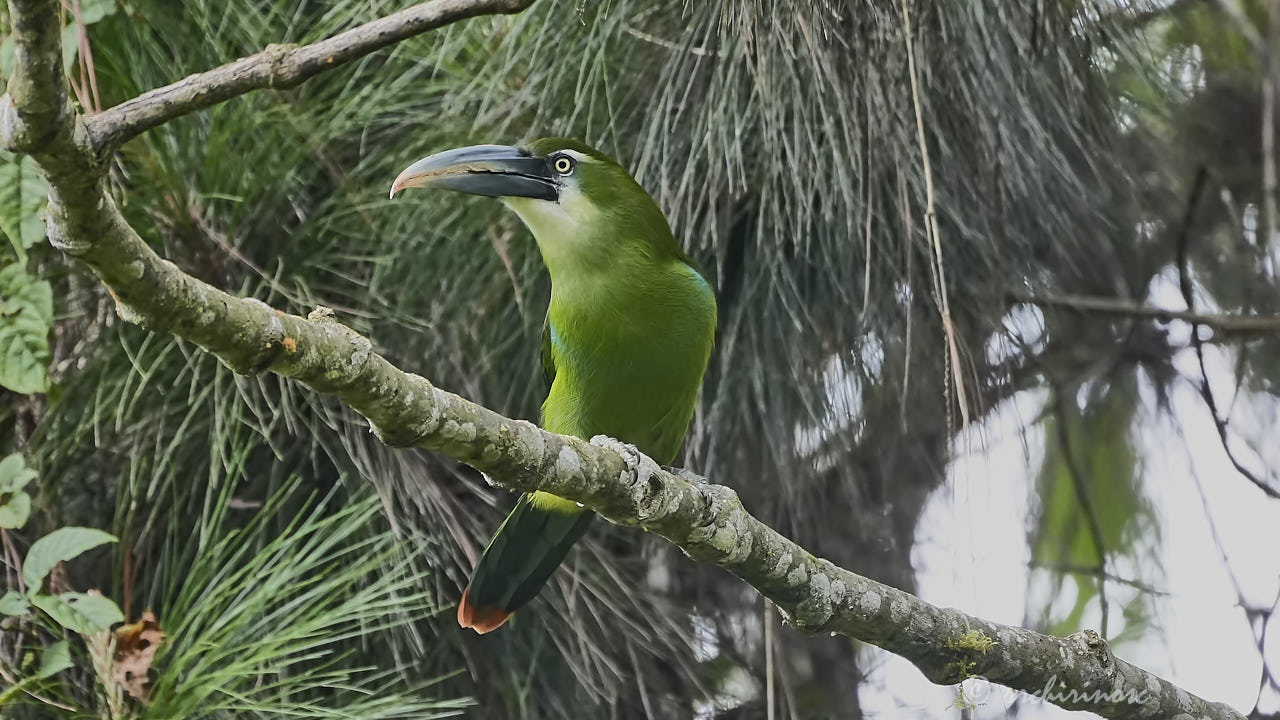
589 435 656 481
590 435 674 525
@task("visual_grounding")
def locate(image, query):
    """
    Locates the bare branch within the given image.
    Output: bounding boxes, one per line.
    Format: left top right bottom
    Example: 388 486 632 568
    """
1113 0 1207 29
1175 169 1280 499
1012 291 1280 338
82 0 536 154
0 0 1250 717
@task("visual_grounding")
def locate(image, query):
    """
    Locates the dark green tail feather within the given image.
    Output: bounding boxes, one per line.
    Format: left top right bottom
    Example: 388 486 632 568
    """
465 493 594 613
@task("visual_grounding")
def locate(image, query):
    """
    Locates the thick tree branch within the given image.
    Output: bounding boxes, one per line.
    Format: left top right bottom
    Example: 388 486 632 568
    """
0 0 1248 718
82 0 536 155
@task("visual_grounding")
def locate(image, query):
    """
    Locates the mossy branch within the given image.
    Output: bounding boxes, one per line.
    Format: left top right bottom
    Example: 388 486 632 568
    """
0 0 1248 717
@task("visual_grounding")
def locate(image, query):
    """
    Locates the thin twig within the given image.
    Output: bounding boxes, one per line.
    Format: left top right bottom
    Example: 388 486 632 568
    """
765 598 775 720
900 0 970 431
0 662 77 711
1029 561 1171 597
1109 0 1208 29
622 25 721 57
898 163 914 429
1 529 24 593
1175 170 1280 498
1184 434 1279 708
1249 587 1280 716
1263 0 1279 251
1011 291 1280 337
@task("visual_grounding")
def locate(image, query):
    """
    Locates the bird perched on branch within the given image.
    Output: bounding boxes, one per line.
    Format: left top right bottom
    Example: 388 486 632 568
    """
391 139 717 633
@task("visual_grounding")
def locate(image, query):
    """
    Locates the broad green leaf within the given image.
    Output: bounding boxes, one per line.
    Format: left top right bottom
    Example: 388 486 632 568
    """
0 489 30 529
61 24 79 72
0 589 28 615
0 266 51 325
36 640 72 678
0 453 37 527
0 452 37 492
22 527 117 594
0 151 47 254
31 592 123 634
0 262 53 394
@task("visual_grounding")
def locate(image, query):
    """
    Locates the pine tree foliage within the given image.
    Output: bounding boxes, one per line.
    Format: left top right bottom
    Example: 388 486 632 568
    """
4 0 1278 717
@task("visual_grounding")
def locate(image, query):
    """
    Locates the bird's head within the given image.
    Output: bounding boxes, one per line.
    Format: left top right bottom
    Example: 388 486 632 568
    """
390 138 682 273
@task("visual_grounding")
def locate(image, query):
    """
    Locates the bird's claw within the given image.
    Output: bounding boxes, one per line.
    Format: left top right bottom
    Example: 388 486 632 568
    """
672 467 708 485
590 435 672 523
590 435 654 481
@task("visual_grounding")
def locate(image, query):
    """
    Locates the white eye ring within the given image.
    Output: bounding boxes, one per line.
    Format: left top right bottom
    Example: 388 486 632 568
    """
552 156 574 175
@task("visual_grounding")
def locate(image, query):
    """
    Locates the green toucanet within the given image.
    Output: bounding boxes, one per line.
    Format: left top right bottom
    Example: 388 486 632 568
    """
390 139 717 633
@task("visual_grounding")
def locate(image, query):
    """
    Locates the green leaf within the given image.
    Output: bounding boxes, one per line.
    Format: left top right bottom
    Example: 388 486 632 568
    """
0 151 47 254
0 453 37 492
0 453 36 528
61 24 79 72
0 266 52 325
0 489 30 529
0 589 29 615
0 262 53 394
31 592 123 634
78 0 117 25
22 527 117 594
36 640 72 678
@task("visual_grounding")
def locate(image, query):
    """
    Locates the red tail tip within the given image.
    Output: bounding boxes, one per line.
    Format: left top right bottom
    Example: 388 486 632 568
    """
457 589 514 634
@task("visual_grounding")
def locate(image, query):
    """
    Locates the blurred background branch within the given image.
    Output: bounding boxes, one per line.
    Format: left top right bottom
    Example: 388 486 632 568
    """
1011 292 1280 338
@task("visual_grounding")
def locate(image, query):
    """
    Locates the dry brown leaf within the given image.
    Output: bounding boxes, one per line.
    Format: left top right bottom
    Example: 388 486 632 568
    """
113 610 164 701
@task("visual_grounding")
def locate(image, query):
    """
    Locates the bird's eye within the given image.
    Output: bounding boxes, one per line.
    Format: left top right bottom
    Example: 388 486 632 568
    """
552 155 575 175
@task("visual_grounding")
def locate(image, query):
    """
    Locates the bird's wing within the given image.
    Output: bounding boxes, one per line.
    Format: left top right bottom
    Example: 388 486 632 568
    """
540 312 556 392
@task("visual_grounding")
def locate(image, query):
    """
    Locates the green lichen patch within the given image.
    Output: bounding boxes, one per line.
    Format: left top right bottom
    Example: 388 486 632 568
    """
949 629 998 654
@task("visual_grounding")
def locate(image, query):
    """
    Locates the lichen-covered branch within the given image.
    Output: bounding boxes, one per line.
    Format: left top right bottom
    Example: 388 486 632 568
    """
0 0 1247 718
83 0 536 155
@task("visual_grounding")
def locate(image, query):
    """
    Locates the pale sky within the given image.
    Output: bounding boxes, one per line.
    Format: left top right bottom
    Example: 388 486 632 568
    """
856 273 1280 718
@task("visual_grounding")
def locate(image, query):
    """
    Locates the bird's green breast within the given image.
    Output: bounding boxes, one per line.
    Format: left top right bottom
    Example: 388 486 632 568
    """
503 170 716 467
542 258 716 465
